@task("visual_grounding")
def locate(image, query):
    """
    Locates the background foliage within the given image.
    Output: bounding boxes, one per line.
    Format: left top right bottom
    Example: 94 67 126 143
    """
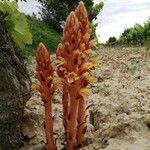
37 0 104 41
106 18 150 47
0 0 61 61
22 15 61 60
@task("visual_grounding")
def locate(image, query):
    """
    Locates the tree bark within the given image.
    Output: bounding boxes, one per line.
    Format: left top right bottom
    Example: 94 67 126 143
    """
0 14 31 149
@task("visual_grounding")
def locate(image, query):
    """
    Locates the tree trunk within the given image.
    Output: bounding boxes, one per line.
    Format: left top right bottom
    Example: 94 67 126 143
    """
0 14 31 149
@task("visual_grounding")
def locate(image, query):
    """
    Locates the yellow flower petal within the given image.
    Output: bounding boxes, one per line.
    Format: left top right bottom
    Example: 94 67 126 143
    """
81 53 86 58
85 75 97 83
53 77 63 89
74 76 80 81
31 84 37 91
56 60 65 67
47 76 53 81
92 57 100 67
81 72 89 78
59 67 67 73
83 33 90 40
32 84 42 93
65 72 79 83
89 40 97 48
57 56 65 61
85 49 92 54
56 56 66 66
68 78 74 83
79 88 91 97
79 43 86 51
73 49 81 55
53 77 62 84
81 62 93 70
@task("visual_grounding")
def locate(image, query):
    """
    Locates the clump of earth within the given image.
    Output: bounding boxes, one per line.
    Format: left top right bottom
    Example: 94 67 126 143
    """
20 47 150 150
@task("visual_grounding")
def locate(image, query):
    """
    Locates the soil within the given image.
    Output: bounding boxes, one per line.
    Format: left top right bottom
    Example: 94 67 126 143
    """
21 47 150 150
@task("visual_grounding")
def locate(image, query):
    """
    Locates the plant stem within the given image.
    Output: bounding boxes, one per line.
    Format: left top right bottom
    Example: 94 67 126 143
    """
67 85 79 150
62 85 69 140
77 97 86 146
44 99 57 150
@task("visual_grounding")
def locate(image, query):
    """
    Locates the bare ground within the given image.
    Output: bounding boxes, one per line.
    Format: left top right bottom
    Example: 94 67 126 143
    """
21 47 150 150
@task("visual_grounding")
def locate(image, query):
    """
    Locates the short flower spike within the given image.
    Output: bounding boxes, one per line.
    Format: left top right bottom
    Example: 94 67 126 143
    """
35 43 57 150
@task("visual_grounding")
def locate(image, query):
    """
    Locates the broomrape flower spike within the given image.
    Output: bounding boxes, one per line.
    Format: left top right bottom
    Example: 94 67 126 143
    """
75 2 98 147
57 11 81 149
35 43 57 150
56 1 98 149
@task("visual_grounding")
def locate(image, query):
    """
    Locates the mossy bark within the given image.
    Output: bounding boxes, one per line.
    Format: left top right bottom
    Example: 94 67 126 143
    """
0 14 31 149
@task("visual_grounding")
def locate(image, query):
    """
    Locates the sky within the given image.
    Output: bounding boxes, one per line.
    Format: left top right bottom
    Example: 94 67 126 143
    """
18 0 41 16
18 0 150 43
96 0 150 43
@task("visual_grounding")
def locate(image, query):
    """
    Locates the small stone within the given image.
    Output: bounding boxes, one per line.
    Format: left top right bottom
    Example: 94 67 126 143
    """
22 115 36 139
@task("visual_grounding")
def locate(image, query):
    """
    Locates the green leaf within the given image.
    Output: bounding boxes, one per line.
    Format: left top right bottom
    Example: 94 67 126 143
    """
0 0 32 48
22 31 33 44
11 14 27 34
12 31 25 48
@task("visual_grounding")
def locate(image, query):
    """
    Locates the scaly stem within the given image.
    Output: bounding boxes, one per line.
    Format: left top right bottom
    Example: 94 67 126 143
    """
44 99 57 150
62 85 69 140
67 85 79 150
76 97 86 146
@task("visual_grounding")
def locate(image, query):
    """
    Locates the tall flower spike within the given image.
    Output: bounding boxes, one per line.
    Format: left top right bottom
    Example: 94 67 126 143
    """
56 2 98 149
36 43 53 86
35 43 57 150
56 12 81 150
75 2 97 147
75 1 91 52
